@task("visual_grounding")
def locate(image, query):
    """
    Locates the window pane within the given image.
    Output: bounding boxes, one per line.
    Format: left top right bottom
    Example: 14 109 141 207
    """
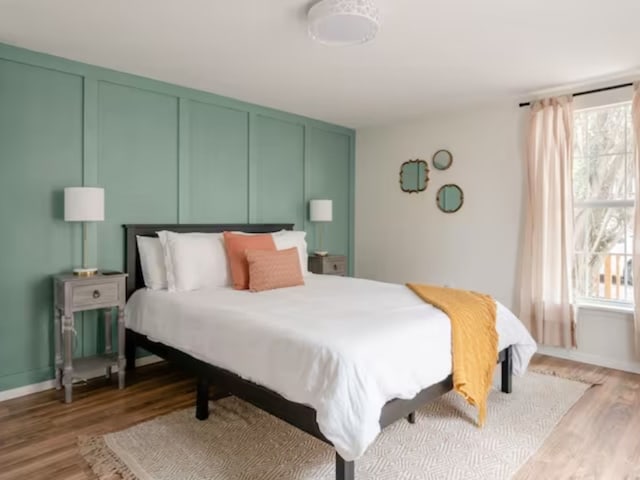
586 154 626 200
575 252 633 302
573 154 588 201
574 206 631 254
573 102 635 305
573 103 634 202
586 106 630 156
574 206 633 302
573 111 587 159
627 153 636 201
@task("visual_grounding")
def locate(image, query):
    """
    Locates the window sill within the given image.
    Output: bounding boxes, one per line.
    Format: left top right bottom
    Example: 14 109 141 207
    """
576 301 634 315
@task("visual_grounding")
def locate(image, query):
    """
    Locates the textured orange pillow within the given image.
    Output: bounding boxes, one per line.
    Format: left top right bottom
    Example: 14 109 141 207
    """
246 247 305 292
223 232 276 290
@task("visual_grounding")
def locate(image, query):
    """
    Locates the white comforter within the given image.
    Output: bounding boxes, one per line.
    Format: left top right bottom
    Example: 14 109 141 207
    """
125 275 536 461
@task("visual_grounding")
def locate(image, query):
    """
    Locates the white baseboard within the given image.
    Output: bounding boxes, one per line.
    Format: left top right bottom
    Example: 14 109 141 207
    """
537 345 640 375
0 355 163 403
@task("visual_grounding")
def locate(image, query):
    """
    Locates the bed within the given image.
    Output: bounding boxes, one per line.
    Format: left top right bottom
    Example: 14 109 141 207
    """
123 223 536 480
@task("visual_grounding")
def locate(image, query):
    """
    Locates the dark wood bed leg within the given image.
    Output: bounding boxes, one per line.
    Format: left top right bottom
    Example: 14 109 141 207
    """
407 411 416 424
336 453 354 480
196 377 210 420
125 330 137 371
501 345 513 394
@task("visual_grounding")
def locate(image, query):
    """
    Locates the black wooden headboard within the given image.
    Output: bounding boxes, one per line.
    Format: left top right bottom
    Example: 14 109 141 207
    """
123 223 294 298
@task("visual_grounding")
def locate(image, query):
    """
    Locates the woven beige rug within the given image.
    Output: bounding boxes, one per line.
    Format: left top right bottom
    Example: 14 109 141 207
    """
80 373 588 480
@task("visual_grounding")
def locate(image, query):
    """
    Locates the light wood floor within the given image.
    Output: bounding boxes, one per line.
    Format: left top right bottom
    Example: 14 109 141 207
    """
0 355 638 480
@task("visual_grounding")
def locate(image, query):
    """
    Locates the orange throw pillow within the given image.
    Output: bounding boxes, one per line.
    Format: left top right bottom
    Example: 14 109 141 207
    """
246 247 305 292
223 232 276 290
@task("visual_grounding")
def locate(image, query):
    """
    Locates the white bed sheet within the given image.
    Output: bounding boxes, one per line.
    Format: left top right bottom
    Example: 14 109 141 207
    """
125 275 536 461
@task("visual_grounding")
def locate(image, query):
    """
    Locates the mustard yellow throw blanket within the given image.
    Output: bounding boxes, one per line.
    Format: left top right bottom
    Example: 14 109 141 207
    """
407 283 498 426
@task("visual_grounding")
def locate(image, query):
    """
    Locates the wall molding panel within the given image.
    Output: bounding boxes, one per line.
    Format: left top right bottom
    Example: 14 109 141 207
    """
177 97 191 223
0 42 355 394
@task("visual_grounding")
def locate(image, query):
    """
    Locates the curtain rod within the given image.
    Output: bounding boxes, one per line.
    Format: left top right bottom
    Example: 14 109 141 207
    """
518 82 634 108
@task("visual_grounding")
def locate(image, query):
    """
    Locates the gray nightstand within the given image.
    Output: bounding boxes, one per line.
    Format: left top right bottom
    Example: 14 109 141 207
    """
53 272 128 403
308 255 347 276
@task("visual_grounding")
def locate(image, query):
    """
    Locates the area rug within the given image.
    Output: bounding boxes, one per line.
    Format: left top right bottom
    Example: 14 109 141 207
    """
79 373 589 480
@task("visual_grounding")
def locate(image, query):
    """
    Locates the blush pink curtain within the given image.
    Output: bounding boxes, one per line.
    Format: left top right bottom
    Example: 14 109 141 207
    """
519 96 576 348
632 84 640 351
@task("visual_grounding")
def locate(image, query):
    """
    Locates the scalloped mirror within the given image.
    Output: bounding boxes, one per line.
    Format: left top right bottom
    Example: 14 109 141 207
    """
399 159 429 193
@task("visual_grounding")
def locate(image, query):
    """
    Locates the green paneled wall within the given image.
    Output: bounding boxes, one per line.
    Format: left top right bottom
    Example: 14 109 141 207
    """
0 59 83 388
253 115 305 227
0 43 355 393
308 128 352 256
97 82 180 270
187 101 249 223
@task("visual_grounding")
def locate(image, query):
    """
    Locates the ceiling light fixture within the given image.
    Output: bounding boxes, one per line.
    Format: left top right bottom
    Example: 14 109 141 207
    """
308 0 380 47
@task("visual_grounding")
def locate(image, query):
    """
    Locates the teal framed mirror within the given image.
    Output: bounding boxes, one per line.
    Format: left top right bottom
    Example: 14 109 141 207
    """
437 184 464 213
399 159 429 194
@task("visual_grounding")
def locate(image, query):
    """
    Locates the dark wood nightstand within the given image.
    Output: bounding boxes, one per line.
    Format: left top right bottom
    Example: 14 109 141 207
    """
53 272 127 403
308 255 347 276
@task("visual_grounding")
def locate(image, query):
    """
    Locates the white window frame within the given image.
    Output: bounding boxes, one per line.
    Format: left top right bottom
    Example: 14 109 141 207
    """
572 87 635 308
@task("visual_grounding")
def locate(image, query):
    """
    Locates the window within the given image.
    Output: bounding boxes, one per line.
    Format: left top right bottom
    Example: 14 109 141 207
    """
573 101 635 305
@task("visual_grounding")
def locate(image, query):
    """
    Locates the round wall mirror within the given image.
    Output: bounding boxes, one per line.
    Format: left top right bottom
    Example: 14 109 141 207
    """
432 150 453 170
399 159 429 193
437 184 463 213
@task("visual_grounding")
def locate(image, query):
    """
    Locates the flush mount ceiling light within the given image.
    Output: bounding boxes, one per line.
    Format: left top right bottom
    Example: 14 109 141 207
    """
308 0 380 46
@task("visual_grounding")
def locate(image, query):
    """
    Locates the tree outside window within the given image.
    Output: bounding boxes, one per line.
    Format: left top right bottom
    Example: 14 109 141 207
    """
573 102 635 304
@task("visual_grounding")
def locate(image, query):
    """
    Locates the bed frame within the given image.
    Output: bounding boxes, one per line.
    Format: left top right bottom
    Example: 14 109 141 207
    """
123 223 513 480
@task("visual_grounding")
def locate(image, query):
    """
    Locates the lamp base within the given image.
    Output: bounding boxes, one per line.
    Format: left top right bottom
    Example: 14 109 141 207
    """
313 251 329 257
73 267 98 277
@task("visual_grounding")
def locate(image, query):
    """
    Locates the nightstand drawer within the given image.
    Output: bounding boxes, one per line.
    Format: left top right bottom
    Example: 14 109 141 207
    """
308 255 347 276
325 259 346 275
71 282 119 308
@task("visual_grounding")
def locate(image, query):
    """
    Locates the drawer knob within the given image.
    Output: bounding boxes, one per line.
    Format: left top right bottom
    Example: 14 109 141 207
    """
92 290 101 299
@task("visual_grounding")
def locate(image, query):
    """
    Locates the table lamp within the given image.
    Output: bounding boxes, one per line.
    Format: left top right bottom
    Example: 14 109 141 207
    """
64 187 104 276
309 199 332 256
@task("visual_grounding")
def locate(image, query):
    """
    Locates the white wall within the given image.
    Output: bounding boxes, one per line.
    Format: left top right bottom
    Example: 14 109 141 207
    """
355 104 525 309
355 99 640 373
539 307 640 373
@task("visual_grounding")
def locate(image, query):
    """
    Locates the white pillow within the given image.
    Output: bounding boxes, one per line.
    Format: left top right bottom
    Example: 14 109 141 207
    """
157 231 229 292
272 230 310 276
137 236 168 290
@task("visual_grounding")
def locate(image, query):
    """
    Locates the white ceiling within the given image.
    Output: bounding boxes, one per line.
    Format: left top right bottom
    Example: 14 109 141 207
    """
0 0 639 128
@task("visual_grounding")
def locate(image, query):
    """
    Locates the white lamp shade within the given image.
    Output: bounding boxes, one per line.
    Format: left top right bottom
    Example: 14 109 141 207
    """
310 199 333 222
64 187 105 222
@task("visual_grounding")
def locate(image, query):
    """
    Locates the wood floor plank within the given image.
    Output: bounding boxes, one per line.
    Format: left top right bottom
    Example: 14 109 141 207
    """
0 356 638 479
515 357 640 479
